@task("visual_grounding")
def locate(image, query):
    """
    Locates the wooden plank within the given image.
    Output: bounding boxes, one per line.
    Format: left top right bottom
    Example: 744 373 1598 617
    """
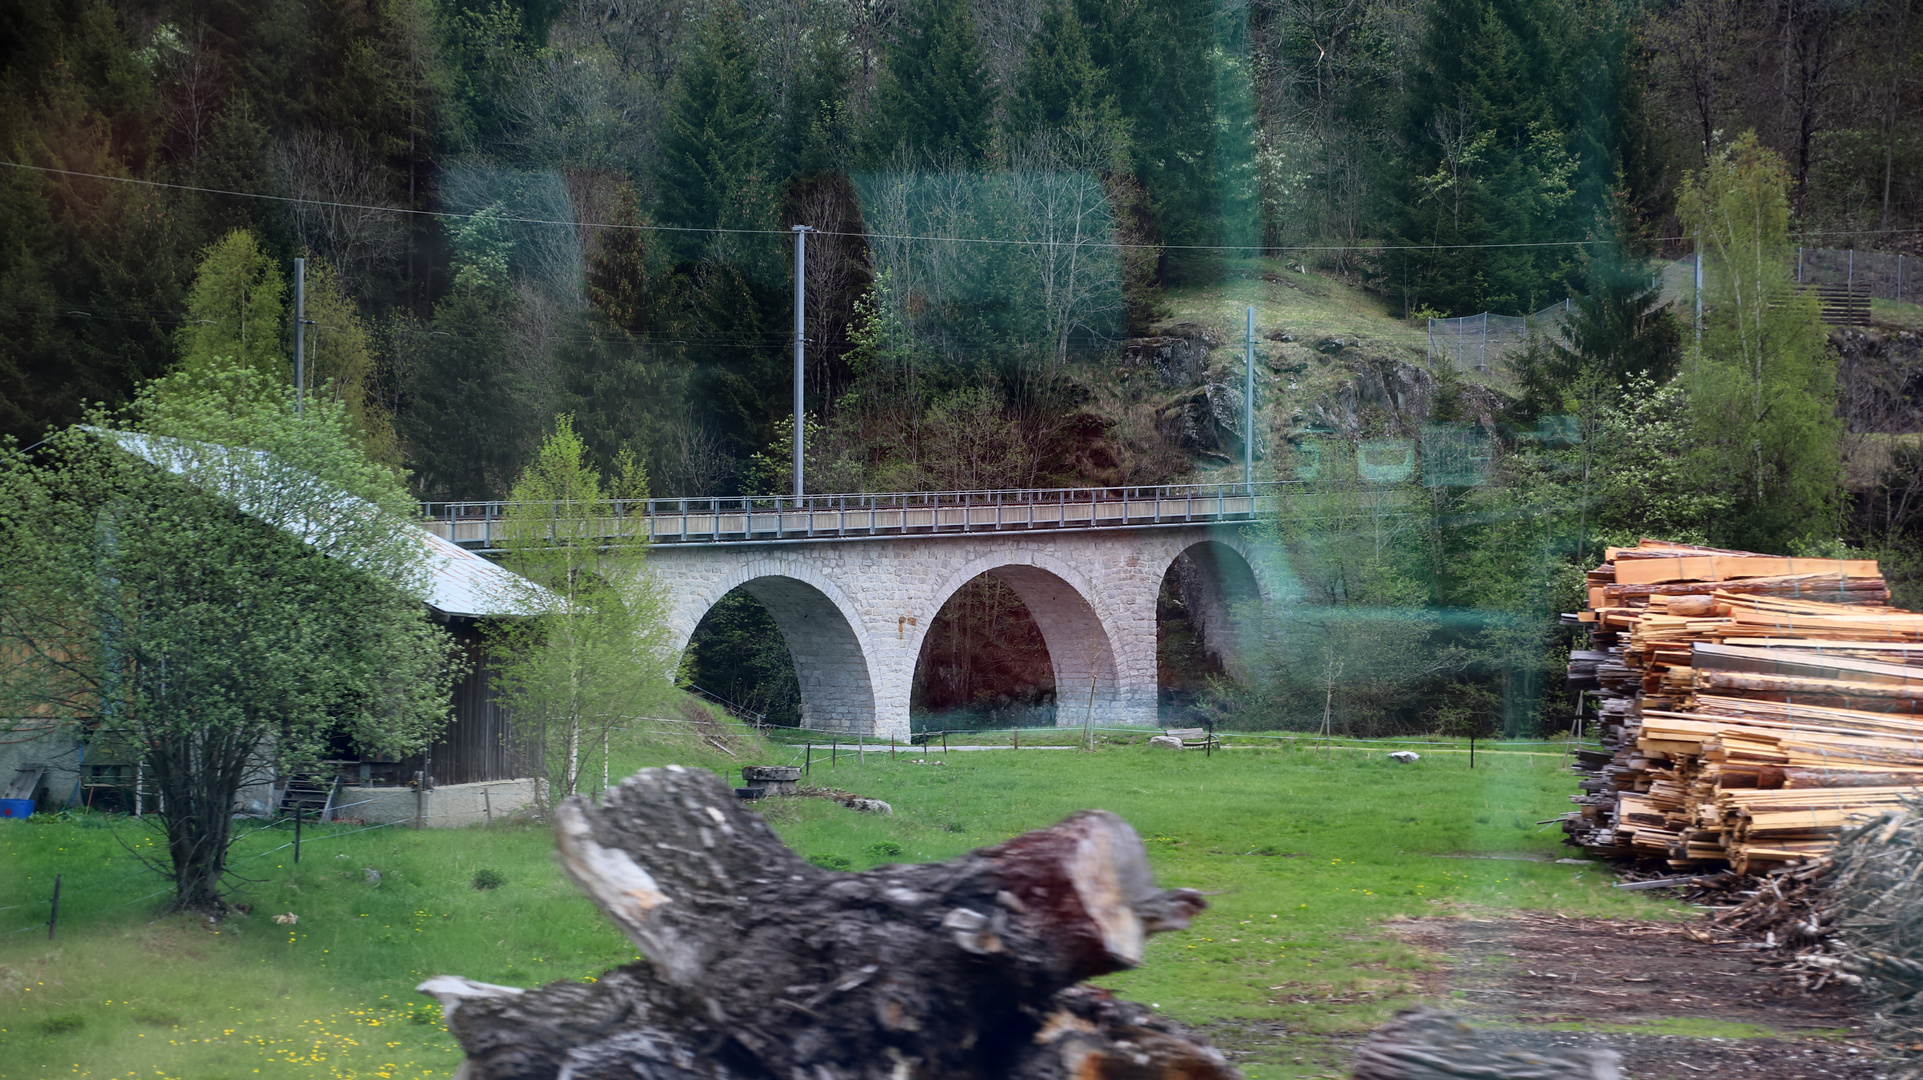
1612 555 1880 586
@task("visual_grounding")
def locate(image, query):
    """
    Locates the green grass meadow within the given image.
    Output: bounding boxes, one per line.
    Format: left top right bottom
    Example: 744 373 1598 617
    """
0 735 1682 1080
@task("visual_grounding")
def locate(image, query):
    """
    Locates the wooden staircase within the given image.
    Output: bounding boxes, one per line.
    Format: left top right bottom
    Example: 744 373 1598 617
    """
278 775 337 820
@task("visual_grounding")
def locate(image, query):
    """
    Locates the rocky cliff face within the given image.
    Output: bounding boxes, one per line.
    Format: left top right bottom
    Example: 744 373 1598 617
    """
1834 325 1923 491
1835 326 1923 435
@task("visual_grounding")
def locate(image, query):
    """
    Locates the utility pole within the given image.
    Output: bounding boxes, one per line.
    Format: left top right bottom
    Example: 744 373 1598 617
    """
1693 239 1704 351
1244 306 1255 490
293 257 307 415
792 225 812 500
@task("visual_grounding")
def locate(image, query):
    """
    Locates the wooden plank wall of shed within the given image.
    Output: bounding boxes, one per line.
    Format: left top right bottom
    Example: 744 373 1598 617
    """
405 619 539 786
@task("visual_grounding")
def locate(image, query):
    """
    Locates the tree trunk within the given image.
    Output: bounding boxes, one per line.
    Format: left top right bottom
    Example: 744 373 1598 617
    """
419 766 1235 1080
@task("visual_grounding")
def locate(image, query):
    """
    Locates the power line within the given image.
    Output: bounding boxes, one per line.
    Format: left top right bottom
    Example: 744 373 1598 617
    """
16 158 1910 253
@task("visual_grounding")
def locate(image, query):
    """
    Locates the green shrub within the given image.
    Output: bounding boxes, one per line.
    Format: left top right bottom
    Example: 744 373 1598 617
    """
807 853 852 870
38 1013 85 1035
471 868 505 890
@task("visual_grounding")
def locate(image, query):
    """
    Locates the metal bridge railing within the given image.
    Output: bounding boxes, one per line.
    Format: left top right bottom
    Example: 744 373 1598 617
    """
420 481 1295 549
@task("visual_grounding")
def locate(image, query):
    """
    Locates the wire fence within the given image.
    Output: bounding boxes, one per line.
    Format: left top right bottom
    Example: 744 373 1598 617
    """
1797 247 1915 302
1661 247 1919 311
1430 246 1918 374
1425 300 1572 372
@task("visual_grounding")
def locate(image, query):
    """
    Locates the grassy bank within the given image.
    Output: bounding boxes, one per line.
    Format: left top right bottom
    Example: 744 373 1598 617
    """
1 735 1675 1079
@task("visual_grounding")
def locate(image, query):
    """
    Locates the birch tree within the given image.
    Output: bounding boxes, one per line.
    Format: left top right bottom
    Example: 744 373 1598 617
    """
491 417 673 806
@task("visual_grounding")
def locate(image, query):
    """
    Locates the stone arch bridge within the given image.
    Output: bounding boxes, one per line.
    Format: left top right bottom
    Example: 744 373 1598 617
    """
426 484 1293 740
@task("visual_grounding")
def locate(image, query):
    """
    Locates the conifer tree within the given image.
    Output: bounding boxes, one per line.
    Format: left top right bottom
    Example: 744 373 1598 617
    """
564 183 689 482
654 0 778 247
398 211 534 499
1005 1 1125 151
782 35 857 177
867 0 998 166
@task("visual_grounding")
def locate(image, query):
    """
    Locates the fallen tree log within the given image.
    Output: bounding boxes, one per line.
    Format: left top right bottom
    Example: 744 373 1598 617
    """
418 765 1232 1080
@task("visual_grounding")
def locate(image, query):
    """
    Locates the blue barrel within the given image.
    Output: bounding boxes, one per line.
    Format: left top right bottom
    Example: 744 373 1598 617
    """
0 799 34 819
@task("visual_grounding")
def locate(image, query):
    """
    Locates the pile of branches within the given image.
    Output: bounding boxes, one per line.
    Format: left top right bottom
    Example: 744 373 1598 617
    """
1704 798 1923 1075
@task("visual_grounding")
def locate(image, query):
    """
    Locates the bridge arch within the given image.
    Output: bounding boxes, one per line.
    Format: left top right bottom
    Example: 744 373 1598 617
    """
670 563 877 734
1156 533 1272 684
915 550 1125 725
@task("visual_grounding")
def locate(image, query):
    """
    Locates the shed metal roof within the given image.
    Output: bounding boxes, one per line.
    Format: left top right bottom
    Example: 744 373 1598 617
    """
99 429 537 619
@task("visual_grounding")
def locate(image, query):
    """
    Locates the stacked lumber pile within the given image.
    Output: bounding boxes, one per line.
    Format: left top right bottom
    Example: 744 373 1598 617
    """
1562 539 1923 872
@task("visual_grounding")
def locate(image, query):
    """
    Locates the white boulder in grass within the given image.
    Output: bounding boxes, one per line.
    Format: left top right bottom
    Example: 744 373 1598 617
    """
1148 735 1185 750
1388 751 1420 763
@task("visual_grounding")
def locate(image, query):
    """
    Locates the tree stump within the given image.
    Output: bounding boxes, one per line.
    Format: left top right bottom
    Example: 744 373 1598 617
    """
740 766 801 796
419 765 1238 1080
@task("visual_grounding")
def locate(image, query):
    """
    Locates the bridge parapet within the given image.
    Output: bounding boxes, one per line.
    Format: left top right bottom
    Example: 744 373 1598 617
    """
421 481 1295 551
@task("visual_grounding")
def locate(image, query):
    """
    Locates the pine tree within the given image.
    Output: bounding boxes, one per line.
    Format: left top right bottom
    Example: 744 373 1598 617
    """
867 0 997 166
781 34 856 178
1075 0 1253 277
1514 249 1680 417
399 228 534 499
1384 0 1614 314
654 1 778 247
564 183 689 483
1005 1 1124 151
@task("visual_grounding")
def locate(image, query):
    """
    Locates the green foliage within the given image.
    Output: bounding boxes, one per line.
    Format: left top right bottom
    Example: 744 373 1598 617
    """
177 228 288 384
299 259 399 466
1005 0 1126 154
1514 251 1681 415
1592 374 1735 545
563 183 690 484
471 868 506 890
0 358 455 911
654 1 779 244
1676 132 1842 549
680 590 801 726
1079 0 1259 278
867 0 998 166
1222 484 1468 736
398 273 534 500
1383 0 1625 314
490 417 674 803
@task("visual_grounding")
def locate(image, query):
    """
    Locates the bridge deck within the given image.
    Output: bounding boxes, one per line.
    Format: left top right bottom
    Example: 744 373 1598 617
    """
421 482 1291 550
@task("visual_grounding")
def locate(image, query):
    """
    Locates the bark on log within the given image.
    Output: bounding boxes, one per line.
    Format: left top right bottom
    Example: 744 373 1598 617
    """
1350 1008 1621 1080
419 765 1233 1080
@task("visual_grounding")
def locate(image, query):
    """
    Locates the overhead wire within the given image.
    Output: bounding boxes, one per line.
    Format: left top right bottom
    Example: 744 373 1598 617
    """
10 159 1915 253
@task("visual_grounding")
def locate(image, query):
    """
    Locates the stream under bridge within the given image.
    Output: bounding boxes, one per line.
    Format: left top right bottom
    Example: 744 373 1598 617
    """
425 483 1299 739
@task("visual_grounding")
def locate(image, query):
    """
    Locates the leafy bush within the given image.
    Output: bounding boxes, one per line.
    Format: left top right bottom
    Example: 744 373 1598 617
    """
471 868 505 890
38 1013 85 1035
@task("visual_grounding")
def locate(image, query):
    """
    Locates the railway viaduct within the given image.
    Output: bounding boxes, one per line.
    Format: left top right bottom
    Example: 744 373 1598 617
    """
428 484 1294 740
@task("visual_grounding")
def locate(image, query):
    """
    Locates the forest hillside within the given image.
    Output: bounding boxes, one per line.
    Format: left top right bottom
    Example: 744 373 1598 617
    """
3 0 1919 735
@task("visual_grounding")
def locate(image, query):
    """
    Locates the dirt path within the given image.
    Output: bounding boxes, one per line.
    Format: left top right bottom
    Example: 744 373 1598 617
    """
1202 911 1883 1079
